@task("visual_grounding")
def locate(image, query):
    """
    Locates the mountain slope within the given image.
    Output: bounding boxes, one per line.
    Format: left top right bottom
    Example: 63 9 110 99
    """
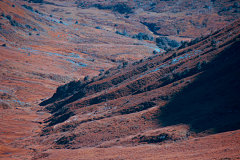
38 19 240 150
1 0 240 159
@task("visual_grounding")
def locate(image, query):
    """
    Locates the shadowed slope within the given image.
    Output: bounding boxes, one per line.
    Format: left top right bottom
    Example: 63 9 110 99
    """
158 40 240 133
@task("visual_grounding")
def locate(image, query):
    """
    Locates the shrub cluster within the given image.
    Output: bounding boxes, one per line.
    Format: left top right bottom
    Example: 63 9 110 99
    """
156 37 180 50
28 0 43 3
93 3 132 14
132 32 154 41
116 29 128 36
116 29 154 42
122 61 128 68
22 4 33 11
6 15 12 20
141 22 160 33
84 76 89 81
10 20 19 26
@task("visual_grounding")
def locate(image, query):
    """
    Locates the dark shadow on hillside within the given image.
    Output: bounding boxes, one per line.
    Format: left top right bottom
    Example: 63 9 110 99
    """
157 41 240 134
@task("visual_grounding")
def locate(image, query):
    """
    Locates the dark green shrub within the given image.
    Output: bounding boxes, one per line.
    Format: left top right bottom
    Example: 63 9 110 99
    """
172 52 177 57
22 4 33 11
123 61 128 68
113 3 132 14
116 31 122 35
84 76 89 81
134 32 154 41
10 20 19 26
25 24 31 29
6 15 12 20
211 39 216 45
117 65 122 69
165 48 173 54
233 9 239 13
156 36 180 50
153 50 159 54
28 0 43 3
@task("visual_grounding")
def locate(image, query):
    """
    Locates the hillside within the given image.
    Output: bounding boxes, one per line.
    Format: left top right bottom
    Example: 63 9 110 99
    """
0 0 240 159
38 18 240 149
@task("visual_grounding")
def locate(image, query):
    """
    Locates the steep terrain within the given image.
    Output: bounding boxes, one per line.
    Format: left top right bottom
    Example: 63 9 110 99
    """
0 0 240 159
37 18 240 150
